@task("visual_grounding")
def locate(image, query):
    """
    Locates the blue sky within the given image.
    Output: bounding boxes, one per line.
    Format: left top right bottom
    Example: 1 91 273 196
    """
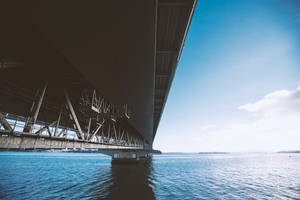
153 0 300 152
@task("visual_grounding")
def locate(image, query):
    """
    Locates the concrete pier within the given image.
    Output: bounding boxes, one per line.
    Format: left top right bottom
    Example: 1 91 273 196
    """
97 148 160 163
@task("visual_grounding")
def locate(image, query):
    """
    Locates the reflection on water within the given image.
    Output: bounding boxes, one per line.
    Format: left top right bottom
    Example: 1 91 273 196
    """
0 152 156 200
87 158 156 200
106 158 155 200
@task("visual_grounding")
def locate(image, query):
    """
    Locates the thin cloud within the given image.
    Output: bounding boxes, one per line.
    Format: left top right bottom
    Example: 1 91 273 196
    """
194 86 300 152
238 86 300 116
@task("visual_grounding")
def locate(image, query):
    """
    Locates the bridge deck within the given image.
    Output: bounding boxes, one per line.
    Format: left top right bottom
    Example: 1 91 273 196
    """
0 130 142 150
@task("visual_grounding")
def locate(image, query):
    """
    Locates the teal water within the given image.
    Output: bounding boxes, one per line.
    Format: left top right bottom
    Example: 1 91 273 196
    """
0 152 300 199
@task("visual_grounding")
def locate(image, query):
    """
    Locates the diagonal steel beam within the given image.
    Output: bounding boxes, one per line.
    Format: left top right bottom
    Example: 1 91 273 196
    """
100 128 104 143
86 117 92 139
88 122 103 142
57 128 66 137
33 83 47 124
107 123 111 140
23 83 47 133
113 123 118 142
0 113 13 132
35 121 57 135
120 130 125 141
47 126 52 137
53 109 62 136
64 91 84 140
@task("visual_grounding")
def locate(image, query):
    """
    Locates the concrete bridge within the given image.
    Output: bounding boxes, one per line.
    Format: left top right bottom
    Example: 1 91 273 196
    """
0 0 196 161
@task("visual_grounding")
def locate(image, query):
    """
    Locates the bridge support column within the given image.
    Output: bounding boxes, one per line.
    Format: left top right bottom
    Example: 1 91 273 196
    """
112 152 140 163
98 149 153 164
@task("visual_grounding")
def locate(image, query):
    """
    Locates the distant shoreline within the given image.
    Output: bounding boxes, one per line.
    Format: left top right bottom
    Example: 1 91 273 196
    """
277 151 300 153
198 152 229 154
163 151 300 154
0 149 101 153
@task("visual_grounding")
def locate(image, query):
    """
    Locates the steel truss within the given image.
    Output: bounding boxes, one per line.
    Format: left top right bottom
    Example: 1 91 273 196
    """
0 84 144 148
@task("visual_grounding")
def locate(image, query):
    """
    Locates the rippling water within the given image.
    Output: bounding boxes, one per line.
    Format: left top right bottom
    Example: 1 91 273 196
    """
0 152 300 200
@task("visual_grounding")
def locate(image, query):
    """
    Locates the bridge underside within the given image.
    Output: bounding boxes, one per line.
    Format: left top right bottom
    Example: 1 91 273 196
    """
0 130 142 151
0 0 196 150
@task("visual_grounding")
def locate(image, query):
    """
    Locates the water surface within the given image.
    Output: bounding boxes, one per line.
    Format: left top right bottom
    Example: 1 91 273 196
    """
0 152 300 199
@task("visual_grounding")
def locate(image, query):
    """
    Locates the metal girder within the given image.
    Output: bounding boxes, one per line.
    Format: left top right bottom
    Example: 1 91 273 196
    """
155 98 164 103
155 88 166 92
53 109 62 137
159 2 188 7
1 110 145 148
113 123 118 141
64 91 84 140
23 83 47 133
0 131 143 150
46 126 52 136
35 121 57 135
87 118 92 135
1 83 145 147
33 83 47 124
156 74 169 78
0 113 13 131
120 130 125 141
79 89 132 124
157 50 177 54
88 121 104 142
57 128 67 137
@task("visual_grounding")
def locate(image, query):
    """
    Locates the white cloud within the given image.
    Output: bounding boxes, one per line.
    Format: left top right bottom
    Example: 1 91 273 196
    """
238 86 300 116
194 86 300 152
